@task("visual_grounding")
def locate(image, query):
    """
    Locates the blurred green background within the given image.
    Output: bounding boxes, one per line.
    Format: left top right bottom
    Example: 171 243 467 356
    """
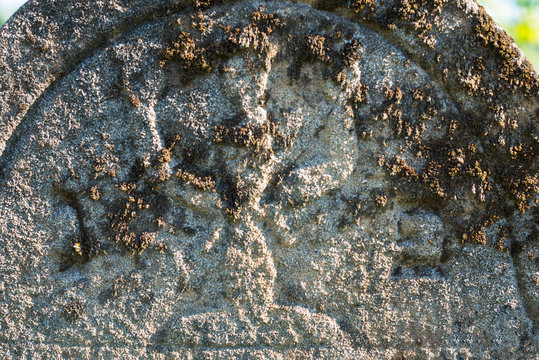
480 0 539 69
0 0 538 69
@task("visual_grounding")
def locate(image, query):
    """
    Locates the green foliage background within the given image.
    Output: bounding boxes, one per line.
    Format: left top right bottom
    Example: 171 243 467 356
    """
480 0 539 69
0 0 537 69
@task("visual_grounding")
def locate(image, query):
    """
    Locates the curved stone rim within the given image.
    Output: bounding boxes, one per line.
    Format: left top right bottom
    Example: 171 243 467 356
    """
0 0 537 160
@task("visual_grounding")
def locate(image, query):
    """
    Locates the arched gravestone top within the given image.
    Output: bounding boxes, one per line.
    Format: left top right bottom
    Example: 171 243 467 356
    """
0 0 537 358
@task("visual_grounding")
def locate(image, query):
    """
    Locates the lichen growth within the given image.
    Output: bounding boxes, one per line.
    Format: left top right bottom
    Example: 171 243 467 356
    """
88 185 100 201
474 9 538 93
212 115 294 156
175 168 216 191
79 0 538 257
227 8 284 51
162 30 212 74
305 34 333 63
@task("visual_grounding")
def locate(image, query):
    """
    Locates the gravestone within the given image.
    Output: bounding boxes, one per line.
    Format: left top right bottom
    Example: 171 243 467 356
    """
0 0 537 358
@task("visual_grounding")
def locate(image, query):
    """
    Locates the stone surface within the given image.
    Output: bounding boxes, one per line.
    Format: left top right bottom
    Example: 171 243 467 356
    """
0 0 537 359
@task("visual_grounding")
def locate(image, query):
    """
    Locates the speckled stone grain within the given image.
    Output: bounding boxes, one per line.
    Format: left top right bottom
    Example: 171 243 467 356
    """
0 1 537 359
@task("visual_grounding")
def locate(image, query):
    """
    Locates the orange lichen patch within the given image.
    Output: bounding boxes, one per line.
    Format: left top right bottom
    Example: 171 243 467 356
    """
420 161 447 199
115 182 137 194
88 185 100 201
158 148 173 164
494 225 511 252
162 7 284 80
533 273 539 287
389 0 443 21
108 194 154 254
225 205 242 220
474 9 539 93
191 11 214 35
495 239 506 252
383 85 403 104
349 0 444 33
150 163 173 184
380 120 537 249
418 142 489 198
507 173 539 213
346 0 537 98
137 232 155 252
411 88 425 102
375 194 388 207
92 153 119 178
461 229 486 245
351 0 376 13
128 93 141 107
336 71 369 104
212 117 293 154
175 168 216 191
375 84 440 141
341 39 362 66
193 0 213 9
155 242 168 253
395 111 425 139
162 30 211 73
462 214 500 245
383 133 519 196
379 156 419 180
306 34 332 63
227 7 284 51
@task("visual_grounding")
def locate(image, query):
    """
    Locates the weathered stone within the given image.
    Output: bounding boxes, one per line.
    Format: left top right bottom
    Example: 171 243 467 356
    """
0 0 537 358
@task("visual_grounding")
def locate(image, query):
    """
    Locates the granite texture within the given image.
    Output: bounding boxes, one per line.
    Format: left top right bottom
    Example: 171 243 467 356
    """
0 1 537 359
